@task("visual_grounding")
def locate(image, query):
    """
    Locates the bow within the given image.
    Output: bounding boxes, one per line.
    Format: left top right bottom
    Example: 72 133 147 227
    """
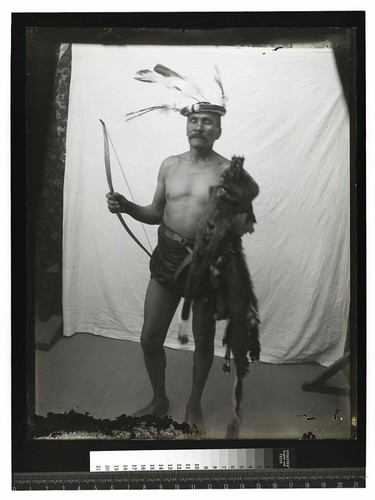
100 119 152 258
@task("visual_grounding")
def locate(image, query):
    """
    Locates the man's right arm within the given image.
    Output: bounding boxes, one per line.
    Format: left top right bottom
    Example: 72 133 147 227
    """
106 159 169 225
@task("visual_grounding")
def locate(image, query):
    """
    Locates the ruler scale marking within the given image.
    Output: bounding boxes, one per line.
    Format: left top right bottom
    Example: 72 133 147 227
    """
13 453 366 490
13 468 366 490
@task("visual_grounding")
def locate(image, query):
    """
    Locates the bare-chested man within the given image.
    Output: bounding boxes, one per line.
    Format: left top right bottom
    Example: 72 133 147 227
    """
106 103 254 429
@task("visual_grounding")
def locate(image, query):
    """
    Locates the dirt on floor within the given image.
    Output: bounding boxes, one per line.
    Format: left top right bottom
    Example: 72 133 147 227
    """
31 410 205 440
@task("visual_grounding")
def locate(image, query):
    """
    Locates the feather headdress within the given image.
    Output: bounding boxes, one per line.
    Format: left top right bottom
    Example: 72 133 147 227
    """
125 64 227 121
135 64 207 102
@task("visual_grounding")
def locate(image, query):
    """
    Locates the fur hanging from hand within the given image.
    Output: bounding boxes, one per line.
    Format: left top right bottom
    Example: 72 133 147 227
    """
180 155 259 328
178 156 260 438
214 235 260 374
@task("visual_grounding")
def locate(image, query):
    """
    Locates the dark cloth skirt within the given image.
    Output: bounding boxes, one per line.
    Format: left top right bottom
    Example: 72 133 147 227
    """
150 224 209 296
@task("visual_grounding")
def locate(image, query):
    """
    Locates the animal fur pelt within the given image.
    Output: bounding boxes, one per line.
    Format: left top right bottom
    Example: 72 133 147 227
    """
215 234 260 438
179 155 259 328
178 155 260 438
215 234 260 374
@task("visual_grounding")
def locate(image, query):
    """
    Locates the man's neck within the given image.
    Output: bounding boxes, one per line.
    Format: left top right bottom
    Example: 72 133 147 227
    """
189 147 216 164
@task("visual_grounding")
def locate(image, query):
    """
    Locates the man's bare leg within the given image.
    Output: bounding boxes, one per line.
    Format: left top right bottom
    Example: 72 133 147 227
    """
185 294 216 429
134 279 181 417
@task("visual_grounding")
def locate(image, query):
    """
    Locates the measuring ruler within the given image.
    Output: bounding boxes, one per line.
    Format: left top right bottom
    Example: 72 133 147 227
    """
12 449 365 489
12 468 365 490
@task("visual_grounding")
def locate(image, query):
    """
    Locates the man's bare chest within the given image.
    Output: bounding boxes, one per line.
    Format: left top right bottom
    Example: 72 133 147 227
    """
165 168 222 201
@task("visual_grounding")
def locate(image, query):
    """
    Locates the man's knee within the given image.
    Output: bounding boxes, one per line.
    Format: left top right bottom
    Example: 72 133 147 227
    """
193 328 215 354
140 324 164 353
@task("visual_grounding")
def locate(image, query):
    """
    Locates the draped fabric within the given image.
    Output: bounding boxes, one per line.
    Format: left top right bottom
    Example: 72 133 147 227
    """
62 45 350 367
35 44 71 310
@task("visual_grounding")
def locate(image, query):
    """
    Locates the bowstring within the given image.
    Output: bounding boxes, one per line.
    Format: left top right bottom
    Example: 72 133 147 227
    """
106 128 154 255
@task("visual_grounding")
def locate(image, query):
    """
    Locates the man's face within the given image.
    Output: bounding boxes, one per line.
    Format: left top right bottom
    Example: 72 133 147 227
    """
186 112 222 149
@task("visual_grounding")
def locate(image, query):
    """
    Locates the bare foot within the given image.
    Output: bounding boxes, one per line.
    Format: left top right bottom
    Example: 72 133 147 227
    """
185 403 205 433
226 416 240 439
133 397 170 418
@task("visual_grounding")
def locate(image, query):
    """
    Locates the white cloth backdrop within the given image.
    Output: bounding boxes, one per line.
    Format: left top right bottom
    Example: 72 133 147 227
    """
63 44 350 367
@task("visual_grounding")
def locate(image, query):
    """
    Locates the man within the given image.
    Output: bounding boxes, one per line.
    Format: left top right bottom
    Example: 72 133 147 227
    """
106 102 255 429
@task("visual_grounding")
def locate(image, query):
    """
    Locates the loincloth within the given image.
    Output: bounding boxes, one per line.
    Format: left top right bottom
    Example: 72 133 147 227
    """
150 223 210 296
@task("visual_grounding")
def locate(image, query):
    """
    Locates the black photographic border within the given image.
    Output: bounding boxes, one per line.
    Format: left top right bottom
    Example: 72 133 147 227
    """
11 10 366 477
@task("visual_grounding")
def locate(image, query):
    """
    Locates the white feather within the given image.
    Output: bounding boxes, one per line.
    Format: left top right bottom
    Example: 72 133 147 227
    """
135 64 207 102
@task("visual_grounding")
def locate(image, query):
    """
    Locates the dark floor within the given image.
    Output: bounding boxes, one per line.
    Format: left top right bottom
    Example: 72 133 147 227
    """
35 333 352 440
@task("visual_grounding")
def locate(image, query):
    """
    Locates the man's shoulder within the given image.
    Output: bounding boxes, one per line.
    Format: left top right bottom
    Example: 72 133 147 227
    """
158 154 183 179
160 153 188 169
220 154 231 166
172 152 191 161
162 153 184 164
215 153 231 171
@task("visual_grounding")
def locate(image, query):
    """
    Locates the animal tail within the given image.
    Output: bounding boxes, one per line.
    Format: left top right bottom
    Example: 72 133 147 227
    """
178 296 192 344
181 296 192 321
226 373 243 439
248 306 261 361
